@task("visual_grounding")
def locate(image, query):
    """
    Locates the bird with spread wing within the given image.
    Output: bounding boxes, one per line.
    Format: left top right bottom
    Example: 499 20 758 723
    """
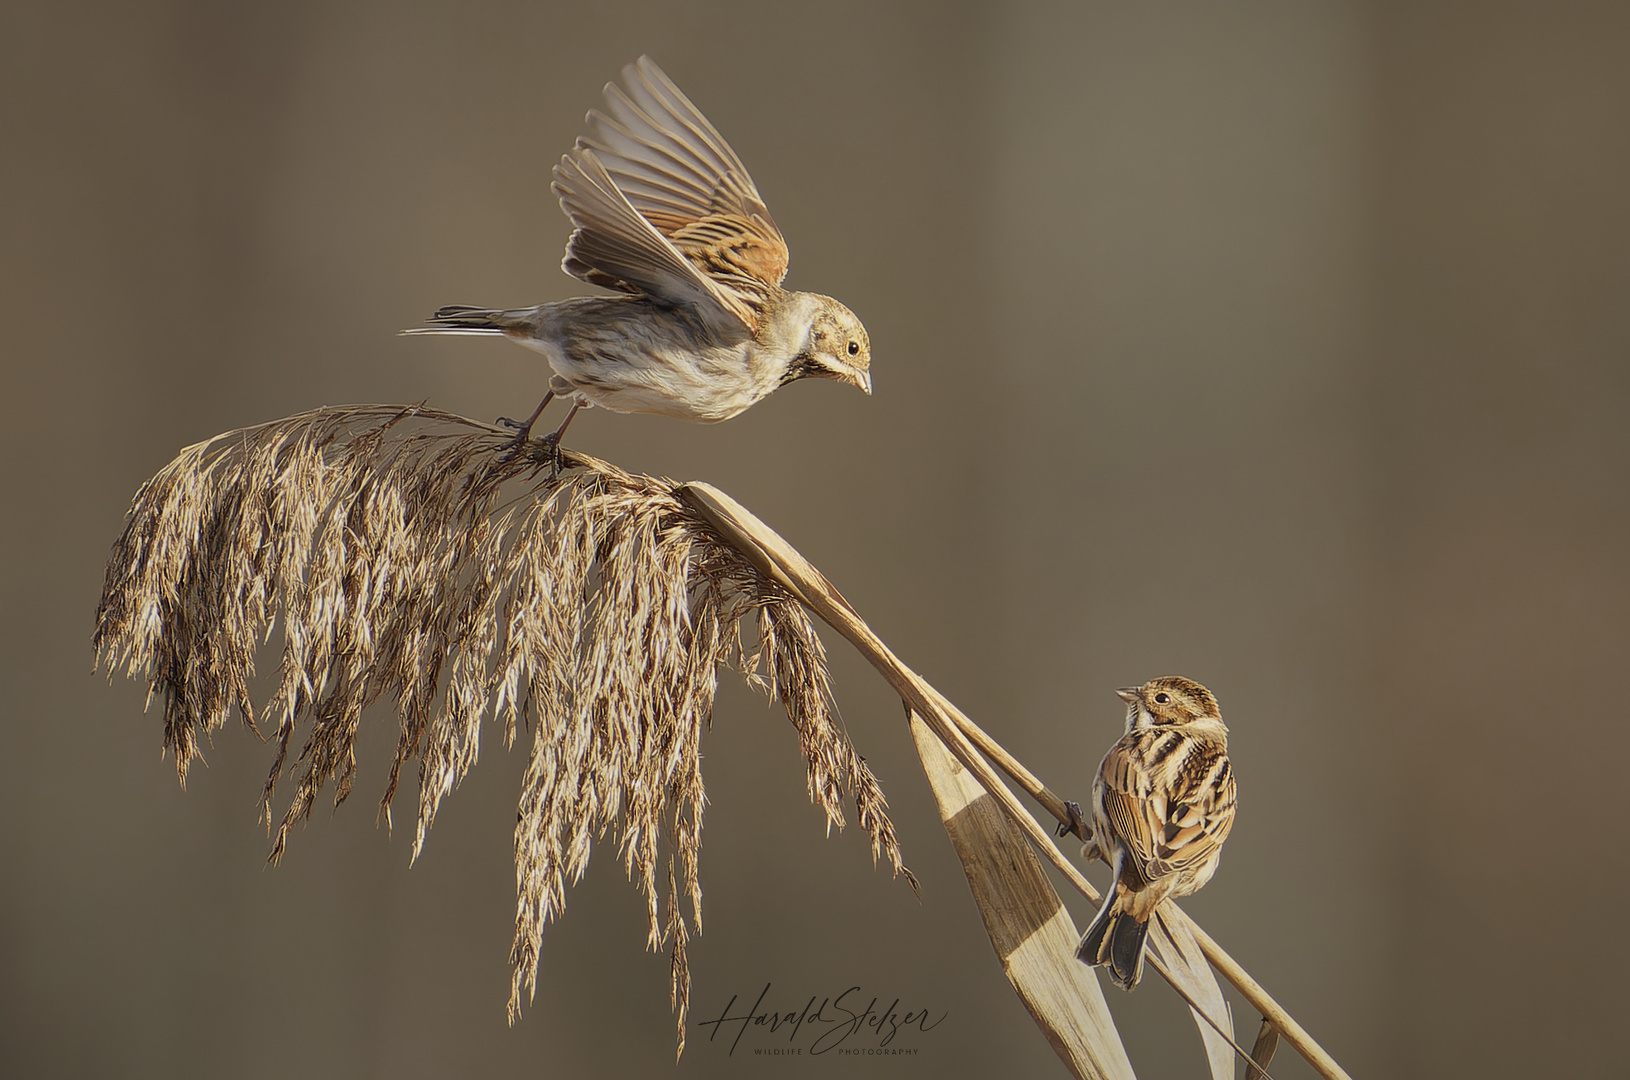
406 57 873 454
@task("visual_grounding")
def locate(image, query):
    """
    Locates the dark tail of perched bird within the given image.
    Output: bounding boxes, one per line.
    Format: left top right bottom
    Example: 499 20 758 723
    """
400 306 534 336
1076 893 1151 990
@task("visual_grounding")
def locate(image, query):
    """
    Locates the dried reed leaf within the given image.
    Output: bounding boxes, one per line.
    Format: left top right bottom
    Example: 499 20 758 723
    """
1247 1016 1281 1080
908 710 1136 1080
94 404 907 1054
1148 908 1236 1080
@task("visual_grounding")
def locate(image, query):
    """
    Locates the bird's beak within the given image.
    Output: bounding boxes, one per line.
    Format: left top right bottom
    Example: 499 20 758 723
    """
852 368 872 395
1115 688 1139 704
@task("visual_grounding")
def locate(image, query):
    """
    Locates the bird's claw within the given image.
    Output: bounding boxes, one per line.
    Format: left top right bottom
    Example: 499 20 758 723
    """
494 431 564 478
494 434 529 465
1057 800 1085 839
492 402 575 479
522 432 564 478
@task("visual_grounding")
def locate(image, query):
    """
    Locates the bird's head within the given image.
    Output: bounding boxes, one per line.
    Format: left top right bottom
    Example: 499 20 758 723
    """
783 295 871 395
1116 677 1225 734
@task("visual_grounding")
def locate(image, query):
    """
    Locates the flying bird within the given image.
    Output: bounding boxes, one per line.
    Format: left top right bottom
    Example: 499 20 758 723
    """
405 57 873 454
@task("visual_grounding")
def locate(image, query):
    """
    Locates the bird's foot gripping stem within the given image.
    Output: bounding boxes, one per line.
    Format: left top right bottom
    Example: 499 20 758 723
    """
496 398 582 479
1057 800 1087 841
496 392 554 462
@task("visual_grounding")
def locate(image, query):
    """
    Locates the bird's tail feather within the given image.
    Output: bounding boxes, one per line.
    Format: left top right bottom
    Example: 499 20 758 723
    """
399 306 531 336
1077 895 1150 991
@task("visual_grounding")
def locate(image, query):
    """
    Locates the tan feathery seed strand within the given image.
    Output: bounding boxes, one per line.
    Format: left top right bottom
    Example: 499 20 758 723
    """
94 405 906 1053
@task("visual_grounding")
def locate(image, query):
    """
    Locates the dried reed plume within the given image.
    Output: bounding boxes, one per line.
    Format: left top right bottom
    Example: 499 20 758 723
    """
93 404 910 1053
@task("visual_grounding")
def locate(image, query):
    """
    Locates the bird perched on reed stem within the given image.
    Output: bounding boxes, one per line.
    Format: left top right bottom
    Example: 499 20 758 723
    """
404 57 873 454
1074 676 1237 990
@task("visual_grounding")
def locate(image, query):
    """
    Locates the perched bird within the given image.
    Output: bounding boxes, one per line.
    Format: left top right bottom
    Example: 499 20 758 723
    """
1075 676 1237 990
405 57 873 451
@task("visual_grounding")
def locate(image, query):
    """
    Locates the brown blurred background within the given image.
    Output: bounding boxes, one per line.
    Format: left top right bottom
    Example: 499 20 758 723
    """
3 1 1627 1076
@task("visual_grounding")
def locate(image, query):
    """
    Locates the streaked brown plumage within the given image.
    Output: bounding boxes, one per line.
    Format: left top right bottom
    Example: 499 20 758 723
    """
1076 676 1237 990
404 57 872 444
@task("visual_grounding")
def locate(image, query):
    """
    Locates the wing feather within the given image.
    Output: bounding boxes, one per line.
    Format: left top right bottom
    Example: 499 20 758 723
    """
1097 732 1236 885
557 56 790 320
552 149 757 333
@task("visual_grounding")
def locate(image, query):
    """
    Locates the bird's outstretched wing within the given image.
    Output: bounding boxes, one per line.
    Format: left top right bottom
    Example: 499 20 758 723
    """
553 57 790 335
1097 731 1236 884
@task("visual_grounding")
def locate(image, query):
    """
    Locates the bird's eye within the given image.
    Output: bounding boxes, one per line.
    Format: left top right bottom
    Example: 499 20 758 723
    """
1154 693 1170 704
847 341 860 356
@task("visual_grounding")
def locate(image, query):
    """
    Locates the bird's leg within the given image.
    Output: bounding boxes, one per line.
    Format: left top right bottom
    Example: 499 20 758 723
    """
496 392 554 459
499 392 554 437
528 402 583 477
